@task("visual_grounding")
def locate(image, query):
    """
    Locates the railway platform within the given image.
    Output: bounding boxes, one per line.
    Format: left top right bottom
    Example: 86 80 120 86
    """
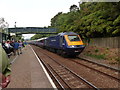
7 45 56 88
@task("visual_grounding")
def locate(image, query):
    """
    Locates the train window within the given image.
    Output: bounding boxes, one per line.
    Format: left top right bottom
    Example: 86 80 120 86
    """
68 35 80 41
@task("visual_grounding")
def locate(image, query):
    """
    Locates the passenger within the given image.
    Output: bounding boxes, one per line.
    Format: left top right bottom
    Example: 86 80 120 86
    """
4 41 13 58
13 41 19 55
0 43 11 88
2 40 8 53
18 41 23 54
23 41 27 46
22 41 25 47
9 41 15 55
2 40 5 46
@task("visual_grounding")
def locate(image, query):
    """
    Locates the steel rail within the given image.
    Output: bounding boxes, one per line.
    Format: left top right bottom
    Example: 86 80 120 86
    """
32 45 119 89
48 64 73 89
36 55 66 90
71 59 120 82
40 52 99 90
78 57 119 72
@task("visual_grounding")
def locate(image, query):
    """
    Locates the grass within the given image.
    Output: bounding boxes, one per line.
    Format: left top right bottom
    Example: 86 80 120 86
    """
95 49 99 53
86 53 106 60
106 48 109 50
115 58 120 63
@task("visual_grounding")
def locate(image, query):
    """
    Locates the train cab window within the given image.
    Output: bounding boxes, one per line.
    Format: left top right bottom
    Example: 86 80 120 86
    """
68 35 80 41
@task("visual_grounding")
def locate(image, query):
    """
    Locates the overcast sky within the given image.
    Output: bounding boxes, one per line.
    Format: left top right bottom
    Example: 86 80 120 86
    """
0 0 80 28
0 0 80 39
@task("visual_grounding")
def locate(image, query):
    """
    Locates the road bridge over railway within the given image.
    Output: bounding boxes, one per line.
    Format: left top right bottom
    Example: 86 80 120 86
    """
8 27 58 35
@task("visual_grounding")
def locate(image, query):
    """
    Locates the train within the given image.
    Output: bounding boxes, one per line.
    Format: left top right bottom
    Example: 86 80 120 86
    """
30 32 85 56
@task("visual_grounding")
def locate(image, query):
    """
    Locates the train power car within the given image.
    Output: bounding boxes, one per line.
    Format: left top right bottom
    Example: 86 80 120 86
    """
45 32 85 56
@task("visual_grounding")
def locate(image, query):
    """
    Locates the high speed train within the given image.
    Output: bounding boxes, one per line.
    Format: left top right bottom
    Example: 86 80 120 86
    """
30 32 85 56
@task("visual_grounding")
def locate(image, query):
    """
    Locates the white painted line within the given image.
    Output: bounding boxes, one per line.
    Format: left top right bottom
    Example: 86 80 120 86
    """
30 45 57 89
10 47 25 64
10 55 18 64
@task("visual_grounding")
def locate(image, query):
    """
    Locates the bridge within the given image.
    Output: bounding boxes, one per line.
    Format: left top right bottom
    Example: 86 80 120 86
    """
8 27 58 34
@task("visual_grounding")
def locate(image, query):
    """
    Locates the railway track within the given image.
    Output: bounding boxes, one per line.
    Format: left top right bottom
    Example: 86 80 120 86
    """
38 46 120 82
78 57 119 72
31 45 119 88
37 53 99 89
31 45 98 89
67 58 120 82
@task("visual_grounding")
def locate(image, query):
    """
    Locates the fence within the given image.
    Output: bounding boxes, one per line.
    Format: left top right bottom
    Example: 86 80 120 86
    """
88 37 120 48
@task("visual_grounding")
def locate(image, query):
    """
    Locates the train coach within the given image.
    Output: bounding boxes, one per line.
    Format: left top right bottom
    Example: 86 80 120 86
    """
29 37 47 48
44 32 85 56
37 37 47 48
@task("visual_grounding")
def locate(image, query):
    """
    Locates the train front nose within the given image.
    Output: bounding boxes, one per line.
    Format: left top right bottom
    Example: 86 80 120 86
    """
66 45 85 55
64 35 85 56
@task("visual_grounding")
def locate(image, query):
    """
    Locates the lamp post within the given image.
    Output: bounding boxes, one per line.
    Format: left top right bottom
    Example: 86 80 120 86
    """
5 22 10 40
14 22 16 28
14 22 17 41
14 21 16 33
6 22 9 34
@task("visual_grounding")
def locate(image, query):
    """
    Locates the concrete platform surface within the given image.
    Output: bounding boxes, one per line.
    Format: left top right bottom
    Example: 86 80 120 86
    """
7 45 55 88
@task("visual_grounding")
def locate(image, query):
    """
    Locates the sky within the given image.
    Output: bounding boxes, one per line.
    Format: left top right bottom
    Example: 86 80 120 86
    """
0 0 80 27
0 0 80 39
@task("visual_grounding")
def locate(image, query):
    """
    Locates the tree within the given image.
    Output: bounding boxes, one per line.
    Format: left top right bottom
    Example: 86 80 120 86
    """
0 18 9 29
51 12 62 27
70 5 79 12
50 2 120 38
0 17 9 33
31 34 49 40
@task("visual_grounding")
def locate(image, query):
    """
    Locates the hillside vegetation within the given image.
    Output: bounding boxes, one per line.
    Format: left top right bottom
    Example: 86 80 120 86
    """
50 2 120 38
31 2 120 40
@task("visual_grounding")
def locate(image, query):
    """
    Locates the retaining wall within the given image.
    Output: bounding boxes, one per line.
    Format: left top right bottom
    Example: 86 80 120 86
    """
89 37 120 48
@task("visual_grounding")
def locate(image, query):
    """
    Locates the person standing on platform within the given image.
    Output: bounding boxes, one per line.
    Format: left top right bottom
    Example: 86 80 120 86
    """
0 43 11 88
18 41 23 54
13 41 19 55
4 41 13 58
23 41 27 46
2 40 8 54
10 40 15 55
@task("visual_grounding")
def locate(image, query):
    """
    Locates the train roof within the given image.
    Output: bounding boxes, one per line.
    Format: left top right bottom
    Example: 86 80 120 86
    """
37 37 48 41
47 32 78 38
58 32 78 36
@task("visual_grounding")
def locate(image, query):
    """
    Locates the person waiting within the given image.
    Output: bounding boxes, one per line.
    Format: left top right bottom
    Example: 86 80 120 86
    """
18 41 23 54
13 41 19 55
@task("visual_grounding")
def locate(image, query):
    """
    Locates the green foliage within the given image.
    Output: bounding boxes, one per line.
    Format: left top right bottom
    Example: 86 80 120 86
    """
31 34 48 40
112 28 120 35
86 53 106 60
95 49 99 53
70 4 79 12
113 15 120 26
115 58 120 62
50 2 120 38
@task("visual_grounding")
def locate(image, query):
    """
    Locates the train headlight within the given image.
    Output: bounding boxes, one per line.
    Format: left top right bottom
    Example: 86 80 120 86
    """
69 45 75 48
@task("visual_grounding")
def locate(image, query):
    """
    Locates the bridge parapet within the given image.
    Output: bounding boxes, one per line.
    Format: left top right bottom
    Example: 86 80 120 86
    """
8 27 58 34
